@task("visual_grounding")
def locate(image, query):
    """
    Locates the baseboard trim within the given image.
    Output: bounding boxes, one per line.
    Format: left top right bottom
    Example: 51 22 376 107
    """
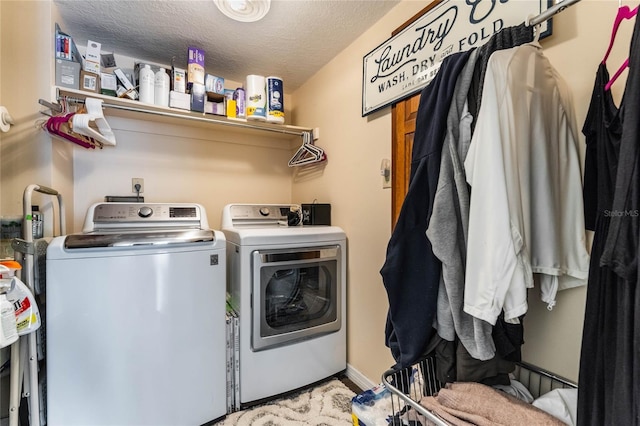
345 363 377 392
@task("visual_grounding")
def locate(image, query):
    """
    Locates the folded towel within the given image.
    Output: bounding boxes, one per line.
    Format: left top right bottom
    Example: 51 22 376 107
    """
411 382 566 425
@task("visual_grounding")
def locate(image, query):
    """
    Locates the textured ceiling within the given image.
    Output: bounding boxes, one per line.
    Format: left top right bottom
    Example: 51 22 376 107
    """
53 0 401 92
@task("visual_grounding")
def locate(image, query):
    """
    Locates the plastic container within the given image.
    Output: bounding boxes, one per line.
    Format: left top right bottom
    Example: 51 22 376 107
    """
6 276 41 336
32 205 43 239
266 76 284 124
139 64 155 104
0 216 21 259
154 67 170 107
0 290 18 348
1 216 22 240
233 87 246 118
0 263 19 347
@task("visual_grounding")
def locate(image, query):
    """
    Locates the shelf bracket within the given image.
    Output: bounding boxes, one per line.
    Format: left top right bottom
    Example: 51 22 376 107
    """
38 98 62 115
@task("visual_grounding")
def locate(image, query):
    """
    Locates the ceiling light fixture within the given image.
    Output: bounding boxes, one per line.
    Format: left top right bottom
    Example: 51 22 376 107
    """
214 0 271 22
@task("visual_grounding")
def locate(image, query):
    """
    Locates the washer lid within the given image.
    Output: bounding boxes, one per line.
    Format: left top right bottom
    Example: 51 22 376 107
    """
222 226 344 246
64 229 215 249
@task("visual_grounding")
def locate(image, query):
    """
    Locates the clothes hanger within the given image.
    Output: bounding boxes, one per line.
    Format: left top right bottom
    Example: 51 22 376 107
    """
43 100 102 149
288 132 326 167
603 2 638 90
525 14 542 43
602 2 638 64
45 113 97 149
71 98 117 146
288 142 323 166
605 57 630 91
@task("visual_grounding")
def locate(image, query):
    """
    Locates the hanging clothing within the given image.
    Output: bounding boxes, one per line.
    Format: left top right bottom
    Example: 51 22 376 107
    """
600 28 640 285
576 63 635 426
579 13 640 425
463 43 590 325
467 23 534 130
580 68 622 234
427 48 496 361
380 50 471 369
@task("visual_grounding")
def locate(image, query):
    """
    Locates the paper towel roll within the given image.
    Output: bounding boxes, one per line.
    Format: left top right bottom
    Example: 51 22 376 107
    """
0 106 14 133
245 75 266 121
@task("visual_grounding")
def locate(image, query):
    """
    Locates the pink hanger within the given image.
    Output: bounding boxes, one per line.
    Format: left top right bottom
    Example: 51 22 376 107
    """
603 4 638 90
602 5 639 64
45 113 97 149
605 57 630 91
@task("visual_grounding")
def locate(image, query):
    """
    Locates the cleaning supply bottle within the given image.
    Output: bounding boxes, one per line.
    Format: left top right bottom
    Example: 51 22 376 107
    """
0 265 18 348
0 261 40 336
6 276 41 335
139 64 155 104
154 67 170 107
31 205 43 239
0 285 18 348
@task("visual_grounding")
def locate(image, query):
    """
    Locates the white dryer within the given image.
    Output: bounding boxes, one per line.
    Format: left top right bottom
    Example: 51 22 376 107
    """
46 203 227 426
222 204 347 407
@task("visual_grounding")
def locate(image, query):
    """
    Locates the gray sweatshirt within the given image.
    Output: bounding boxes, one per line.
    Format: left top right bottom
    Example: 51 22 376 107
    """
426 48 495 361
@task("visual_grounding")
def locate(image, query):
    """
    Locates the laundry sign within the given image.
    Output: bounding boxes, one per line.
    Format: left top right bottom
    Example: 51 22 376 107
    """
362 0 552 116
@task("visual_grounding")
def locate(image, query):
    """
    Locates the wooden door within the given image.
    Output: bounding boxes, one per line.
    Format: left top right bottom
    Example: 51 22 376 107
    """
391 93 420 228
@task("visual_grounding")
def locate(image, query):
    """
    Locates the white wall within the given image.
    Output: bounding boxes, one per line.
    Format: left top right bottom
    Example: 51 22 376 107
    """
0 0 74 234
0 0 72 418
292 0 635 384
70 116 295 231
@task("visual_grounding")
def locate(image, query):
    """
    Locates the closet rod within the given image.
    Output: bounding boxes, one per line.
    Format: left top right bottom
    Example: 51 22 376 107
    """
528 0 582 26
52 94 312 138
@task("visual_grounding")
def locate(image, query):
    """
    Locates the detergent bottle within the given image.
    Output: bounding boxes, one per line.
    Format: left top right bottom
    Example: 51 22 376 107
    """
0 264 18 347
0 260 41 335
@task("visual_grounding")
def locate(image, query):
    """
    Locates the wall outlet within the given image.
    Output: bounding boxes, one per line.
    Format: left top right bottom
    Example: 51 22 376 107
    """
132 178 144 193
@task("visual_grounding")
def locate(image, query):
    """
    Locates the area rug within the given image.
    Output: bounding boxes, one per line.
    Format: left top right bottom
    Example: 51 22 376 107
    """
214 378 356 425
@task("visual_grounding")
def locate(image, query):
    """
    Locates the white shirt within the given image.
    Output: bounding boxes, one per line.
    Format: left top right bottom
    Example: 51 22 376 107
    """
463 43 590 325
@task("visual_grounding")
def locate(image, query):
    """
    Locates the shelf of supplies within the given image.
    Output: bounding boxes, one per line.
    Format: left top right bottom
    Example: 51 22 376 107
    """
54 87 311 140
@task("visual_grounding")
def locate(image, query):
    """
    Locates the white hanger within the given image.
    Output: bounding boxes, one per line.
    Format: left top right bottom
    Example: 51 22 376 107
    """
289 133 324 166
288 132 326 167
525 14 542 43
71 97 117 146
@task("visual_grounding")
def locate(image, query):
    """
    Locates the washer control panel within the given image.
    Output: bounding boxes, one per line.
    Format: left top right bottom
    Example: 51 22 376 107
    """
83 203 208 232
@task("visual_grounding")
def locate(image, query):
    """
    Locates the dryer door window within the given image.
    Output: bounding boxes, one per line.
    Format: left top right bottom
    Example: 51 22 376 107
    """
251 246 341 351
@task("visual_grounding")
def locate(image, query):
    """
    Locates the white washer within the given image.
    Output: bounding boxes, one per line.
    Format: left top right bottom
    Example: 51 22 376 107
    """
222 204 347 406
46 203 227 426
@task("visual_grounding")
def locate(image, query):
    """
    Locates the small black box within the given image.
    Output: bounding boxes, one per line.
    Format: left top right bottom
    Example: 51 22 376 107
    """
301 203 331 225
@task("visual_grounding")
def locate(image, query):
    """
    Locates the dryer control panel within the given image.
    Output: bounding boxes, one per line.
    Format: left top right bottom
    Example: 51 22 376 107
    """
222 204 301 228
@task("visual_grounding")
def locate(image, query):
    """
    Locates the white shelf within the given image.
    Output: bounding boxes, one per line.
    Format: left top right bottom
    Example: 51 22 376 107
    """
54 87 311 141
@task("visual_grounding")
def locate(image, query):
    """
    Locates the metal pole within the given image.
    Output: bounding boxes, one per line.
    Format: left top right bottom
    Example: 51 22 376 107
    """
528 0 582 27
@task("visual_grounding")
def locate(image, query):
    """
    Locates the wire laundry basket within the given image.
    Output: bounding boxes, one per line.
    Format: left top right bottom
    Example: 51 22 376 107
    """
381 352 577 426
